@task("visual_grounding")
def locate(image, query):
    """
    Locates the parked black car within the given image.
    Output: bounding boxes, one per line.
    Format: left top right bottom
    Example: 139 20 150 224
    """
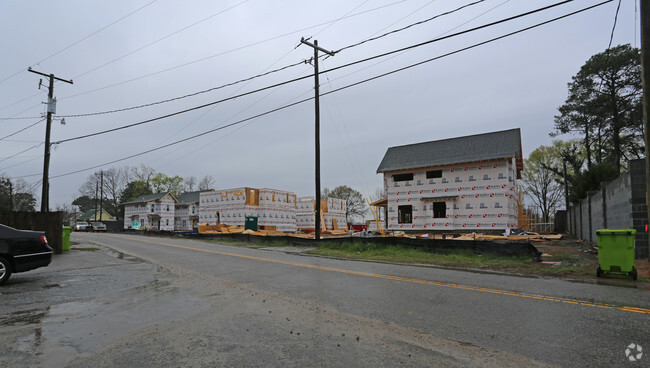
0 224 53 285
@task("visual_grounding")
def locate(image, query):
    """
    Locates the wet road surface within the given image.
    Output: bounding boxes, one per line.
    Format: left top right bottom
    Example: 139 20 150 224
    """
1 232 648 367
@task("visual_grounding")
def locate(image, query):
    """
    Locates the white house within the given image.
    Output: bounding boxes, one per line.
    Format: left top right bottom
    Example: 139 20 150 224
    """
122 192 177 231
174 191 211 231
376 128 522 232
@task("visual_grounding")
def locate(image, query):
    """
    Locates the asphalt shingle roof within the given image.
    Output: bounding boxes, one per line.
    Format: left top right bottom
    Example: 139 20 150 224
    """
176 190 213 205
121 192 175 205
376 128 522 173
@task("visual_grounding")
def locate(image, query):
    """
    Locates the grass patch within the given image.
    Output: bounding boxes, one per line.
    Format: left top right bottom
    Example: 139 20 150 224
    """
308 241 533 269
196 238 605 279
200 238 291 248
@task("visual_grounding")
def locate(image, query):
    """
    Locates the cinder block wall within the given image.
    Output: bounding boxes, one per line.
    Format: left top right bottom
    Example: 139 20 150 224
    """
567 159 648 259
630 160 648 259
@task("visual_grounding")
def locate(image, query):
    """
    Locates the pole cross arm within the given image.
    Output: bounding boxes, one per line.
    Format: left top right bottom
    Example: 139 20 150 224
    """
300 38 335 56
28 68 73 84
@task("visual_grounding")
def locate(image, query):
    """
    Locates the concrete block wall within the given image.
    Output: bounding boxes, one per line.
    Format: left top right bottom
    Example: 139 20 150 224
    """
630 160 648 259
567 159 648 259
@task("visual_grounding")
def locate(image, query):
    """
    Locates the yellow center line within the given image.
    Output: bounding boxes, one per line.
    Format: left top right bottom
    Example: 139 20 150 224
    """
114 235 650 315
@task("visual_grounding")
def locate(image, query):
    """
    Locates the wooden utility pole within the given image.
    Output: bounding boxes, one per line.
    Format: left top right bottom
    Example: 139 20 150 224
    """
94 180 99 221
27 68 73 212
300 38 335 241
641 1 650 260
99 170 104 222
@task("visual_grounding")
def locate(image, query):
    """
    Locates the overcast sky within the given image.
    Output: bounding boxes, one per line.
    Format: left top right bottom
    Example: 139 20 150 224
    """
0 0 640 210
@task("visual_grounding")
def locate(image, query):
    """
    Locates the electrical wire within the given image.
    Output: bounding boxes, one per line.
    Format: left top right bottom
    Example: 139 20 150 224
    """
320 0 612 99
0 0 409 116
57 60 306 118
53 0 592 145
334 0 485 54
608 0 622 50
0 0 161 86
71 0 250 81
0 156 42 172
0 143 43 165
14 0 611 181
57 0 409 102
0 118 45 141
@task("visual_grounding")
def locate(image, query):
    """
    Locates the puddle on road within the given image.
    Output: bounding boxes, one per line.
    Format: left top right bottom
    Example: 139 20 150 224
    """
2 284 208 367
0 308 49 327
104 248 141 262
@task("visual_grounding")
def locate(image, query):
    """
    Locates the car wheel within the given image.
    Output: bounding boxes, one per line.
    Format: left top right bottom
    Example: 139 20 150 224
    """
0 257 12 285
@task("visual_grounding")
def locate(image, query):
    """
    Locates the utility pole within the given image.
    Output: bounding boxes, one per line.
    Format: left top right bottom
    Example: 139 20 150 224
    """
94 180 99 222
99 170 104 222
563 161 569 233
641 1 650 260
8 180 13 212
28 68 73 212
300 38 335 241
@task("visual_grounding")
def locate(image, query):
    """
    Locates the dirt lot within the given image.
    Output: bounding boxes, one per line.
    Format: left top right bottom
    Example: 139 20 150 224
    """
532 234 650 283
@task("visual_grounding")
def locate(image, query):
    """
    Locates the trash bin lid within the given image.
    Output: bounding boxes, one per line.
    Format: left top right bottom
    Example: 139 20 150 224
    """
596 229 636 235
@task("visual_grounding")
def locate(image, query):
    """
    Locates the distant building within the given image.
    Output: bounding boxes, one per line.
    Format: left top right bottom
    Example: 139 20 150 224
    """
77 208 117 222
122 192 177 231
199 188 297 232
376 128 522 232
174 190 212 231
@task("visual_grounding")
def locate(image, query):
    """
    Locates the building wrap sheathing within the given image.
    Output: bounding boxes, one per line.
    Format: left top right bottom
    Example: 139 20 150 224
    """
383 158 518 231
199 187 297 232
296 197 347 231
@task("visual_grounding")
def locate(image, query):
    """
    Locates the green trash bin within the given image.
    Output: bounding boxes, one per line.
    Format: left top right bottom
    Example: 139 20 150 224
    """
62 226 71 251
245 216 258 231
596 229 637 280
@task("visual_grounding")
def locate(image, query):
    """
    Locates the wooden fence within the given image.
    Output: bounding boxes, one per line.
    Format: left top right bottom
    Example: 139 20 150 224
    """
0 211 63 254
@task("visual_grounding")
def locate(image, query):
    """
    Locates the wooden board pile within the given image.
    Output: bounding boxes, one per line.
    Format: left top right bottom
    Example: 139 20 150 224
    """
197 223 245 234
452 233 563 241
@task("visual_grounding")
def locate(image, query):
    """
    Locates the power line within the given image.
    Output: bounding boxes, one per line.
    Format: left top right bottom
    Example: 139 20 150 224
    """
71 0 250 81
56 0 409 102
608 0 622 49
0 0 161 87
16 0 611 181
334 0 486 54
0 156 42 172
320 0 613 99
0 118 46 141
0 0 409 116
0 143 43 165
52 71 315 145
57 60 306 118
54 0 591 145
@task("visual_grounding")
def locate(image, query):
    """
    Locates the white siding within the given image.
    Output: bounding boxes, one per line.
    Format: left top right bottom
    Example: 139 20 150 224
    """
384 158 518 231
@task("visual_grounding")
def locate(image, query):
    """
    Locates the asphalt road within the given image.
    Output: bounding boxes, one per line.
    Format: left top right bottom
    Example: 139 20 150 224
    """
1 232 648 367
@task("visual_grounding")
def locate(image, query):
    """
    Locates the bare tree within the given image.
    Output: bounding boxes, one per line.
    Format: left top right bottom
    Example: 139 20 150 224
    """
322 185 367 223
184 176 197 192
102 167 129 215
198 175 215 191
131 164 157 190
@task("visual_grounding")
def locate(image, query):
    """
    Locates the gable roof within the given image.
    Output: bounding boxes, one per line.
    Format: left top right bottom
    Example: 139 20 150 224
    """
78 209 116 221
121 192 177 206
376 128 522 175
176 190 213 205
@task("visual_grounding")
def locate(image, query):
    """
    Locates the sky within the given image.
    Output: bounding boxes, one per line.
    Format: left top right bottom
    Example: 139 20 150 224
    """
0 0 640 211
